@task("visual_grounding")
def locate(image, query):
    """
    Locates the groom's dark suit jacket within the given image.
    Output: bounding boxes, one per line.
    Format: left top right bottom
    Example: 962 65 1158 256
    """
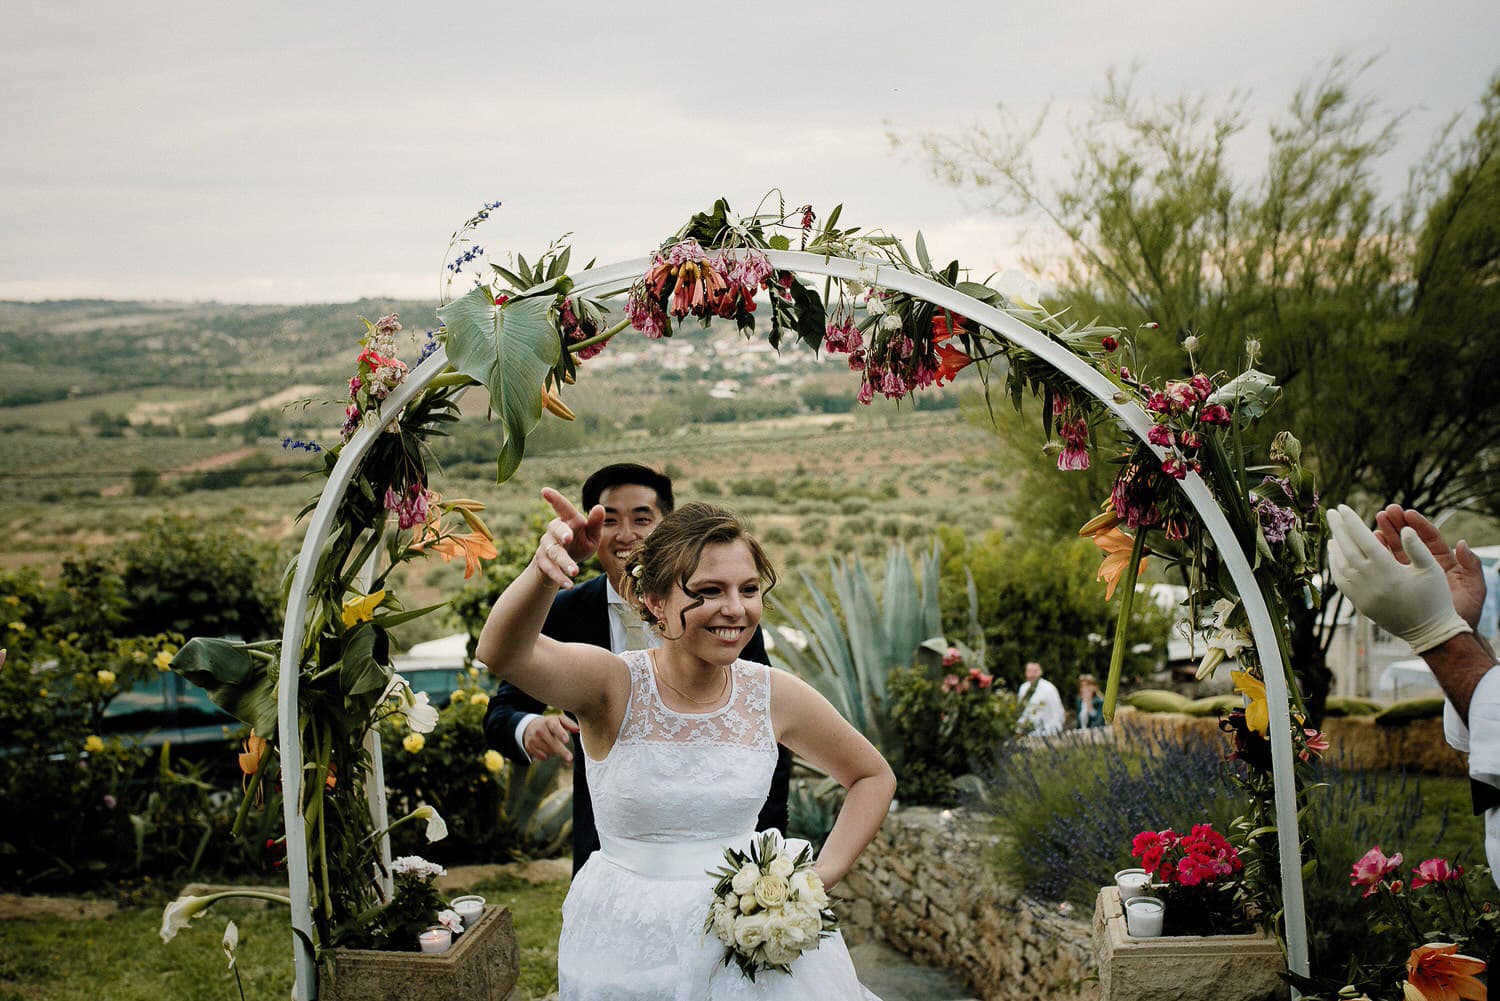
482 573 793 874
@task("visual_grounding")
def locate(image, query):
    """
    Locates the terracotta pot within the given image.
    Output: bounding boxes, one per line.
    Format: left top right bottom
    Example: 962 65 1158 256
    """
321 904 520 1001
1092 887 1287 1001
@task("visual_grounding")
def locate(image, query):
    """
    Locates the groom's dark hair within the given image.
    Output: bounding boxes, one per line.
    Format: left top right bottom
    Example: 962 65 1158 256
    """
581 463 675 514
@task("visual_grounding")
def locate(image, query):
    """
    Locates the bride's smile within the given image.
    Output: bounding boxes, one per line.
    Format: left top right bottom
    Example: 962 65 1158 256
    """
647 539 764 676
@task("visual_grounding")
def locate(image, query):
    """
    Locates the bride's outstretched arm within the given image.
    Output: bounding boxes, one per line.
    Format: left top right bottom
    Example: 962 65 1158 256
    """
771 670 896 889
476 488 622 719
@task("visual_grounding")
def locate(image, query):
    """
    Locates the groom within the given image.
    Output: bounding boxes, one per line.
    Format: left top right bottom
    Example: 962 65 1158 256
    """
482 463 793 873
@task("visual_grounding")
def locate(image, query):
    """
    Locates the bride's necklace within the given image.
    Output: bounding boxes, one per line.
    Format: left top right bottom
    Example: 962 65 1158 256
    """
650 650 729 706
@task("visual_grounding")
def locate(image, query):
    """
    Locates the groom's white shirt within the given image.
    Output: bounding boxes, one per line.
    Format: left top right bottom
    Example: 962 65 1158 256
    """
513 578 659 762
1018 677 1065 736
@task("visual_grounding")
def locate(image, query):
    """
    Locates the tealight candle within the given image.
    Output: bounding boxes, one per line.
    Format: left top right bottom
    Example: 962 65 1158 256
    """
1125 897 1165 938
1113 868 1151 901
451 895 485 930
418 928 452 955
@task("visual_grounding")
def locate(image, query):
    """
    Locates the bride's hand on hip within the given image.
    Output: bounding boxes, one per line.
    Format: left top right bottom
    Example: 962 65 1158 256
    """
534 487 605 589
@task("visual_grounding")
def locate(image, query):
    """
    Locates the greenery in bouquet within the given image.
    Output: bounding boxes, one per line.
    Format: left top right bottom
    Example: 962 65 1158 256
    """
363 855 462 953
1130 822 1252 936
706 832 836 980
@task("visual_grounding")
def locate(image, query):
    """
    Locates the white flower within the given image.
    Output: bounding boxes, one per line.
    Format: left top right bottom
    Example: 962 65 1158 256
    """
865 295 887 317
878 313 902 332
390 855 447 881
403 690 440 733
767 854 794 879
1210 598 1238 632
753 873 790 909
1209 627 1252 660
1183 335 1200 352
731 863 759 896
762 939 798 967
739 893 758 914
160 894 211 943
437 909 463 934
711 903 737 946
412 804 448 843
221 919 238 969
789 870 829 910
733 911 770 951
994 269 1042 310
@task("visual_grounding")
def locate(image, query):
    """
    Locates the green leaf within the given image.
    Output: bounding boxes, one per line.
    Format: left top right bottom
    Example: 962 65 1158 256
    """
786 278 827 351
824 204 843 233
439 286 560 483
915 232 932 272
1208 369 1281 420
370 601 449 630
170 638 280 737
339 623 392 697
768 234 791 251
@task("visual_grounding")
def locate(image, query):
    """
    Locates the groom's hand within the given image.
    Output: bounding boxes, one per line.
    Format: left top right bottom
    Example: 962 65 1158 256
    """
534 487 605 589
522 714 580 764
1374 505 1487 629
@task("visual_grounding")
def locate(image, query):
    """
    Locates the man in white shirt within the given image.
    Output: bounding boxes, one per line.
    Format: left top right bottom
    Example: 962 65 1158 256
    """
1017 660 1066 737
1327 504 1499 896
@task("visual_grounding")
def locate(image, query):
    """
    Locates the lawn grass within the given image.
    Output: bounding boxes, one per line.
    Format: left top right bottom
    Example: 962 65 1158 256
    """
0 872 569 1001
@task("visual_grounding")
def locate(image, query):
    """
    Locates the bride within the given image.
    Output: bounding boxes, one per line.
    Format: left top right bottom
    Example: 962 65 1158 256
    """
477 489 894 999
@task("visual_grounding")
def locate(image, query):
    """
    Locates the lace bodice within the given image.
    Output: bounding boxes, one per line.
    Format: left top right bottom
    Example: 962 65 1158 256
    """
586 651 777 845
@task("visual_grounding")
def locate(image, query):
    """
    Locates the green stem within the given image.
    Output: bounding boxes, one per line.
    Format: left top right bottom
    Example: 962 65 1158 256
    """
230 759 267 837
1102 528 1149 721
425 371 473 390
568 319 629 354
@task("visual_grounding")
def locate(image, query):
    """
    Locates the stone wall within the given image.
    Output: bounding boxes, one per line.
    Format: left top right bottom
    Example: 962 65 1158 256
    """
831 807 1097 1001
1113 706 1466 776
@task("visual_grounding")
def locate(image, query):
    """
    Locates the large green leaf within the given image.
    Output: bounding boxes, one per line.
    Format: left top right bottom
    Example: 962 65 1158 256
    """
439 286 559 483
170 637 280 737
339 623 392 698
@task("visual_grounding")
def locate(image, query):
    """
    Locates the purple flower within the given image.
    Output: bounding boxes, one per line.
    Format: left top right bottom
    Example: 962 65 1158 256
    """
1255 497 1298 544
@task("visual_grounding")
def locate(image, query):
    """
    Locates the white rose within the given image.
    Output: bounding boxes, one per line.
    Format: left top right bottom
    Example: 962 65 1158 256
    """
733 911 770 951
768 854 794 879
731 863 759 896
711 903 737 946
753 873 790 909
739 893 758 914
790 869 829 909
762 939 798 967
785 898 824 939
721 892 738 910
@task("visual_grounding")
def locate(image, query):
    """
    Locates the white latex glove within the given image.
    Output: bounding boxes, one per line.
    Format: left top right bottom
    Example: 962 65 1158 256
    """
1326 504 1472 653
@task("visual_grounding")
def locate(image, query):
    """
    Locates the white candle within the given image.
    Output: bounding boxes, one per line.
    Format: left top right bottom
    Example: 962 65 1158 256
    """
452 896 484 929
1113 868 1151 901
418 928 452 955
1125 897 1165 938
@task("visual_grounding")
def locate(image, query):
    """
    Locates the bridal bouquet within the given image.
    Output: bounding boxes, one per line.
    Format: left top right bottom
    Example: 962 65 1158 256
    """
705 831 837 979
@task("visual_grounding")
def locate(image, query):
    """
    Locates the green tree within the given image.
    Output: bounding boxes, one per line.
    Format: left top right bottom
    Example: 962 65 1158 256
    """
916 62 1500 716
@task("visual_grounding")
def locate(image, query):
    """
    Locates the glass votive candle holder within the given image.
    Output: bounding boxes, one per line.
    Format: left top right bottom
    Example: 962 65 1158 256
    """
418 927 452 954
1113 867 1151 901
450 895 485 930
1124 896 1165 938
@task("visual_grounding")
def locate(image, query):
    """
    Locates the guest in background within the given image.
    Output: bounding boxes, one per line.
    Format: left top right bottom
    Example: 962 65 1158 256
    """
1076 673 1106 729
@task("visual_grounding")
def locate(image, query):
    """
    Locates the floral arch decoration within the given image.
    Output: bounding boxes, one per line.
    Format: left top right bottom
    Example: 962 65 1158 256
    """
186 197 1325 996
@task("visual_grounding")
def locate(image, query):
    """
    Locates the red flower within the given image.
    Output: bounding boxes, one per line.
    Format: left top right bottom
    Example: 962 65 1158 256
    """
1199 404 1232 426
494 294 509 306
1411 858 1462 889
1101 335 1119 352
933 343 973 385
1147 424 1175 447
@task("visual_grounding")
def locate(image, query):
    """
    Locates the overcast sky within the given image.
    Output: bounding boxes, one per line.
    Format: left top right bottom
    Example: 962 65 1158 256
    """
2 1 1496 303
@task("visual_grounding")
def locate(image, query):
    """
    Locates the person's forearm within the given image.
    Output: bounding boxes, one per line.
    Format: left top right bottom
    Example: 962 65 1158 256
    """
814 769 895 889
1422 632 1499 724
476 559 558 680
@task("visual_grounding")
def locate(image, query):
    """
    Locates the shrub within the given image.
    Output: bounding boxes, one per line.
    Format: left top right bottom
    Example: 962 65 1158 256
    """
887 664 1021 806
761 525 794 546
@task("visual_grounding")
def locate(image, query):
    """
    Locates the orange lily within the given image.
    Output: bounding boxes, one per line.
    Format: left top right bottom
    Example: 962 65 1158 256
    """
238 732 268 775
1090 526 1148 601
423 531 498 579
1405 942 1486 1001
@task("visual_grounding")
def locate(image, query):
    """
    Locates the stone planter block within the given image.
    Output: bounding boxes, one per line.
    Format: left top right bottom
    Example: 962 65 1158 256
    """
1092 887 1286 1001
321 904 520 1001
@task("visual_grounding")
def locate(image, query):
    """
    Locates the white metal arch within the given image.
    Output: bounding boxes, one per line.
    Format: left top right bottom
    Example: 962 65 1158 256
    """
279 250 1309 998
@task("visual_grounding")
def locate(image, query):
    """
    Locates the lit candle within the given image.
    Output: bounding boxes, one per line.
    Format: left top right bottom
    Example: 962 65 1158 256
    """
418 928 452 955
1125 897 1164 938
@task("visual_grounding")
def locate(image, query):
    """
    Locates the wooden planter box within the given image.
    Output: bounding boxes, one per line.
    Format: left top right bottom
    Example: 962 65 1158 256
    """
1092 887 1287 1001
321 904 521 1001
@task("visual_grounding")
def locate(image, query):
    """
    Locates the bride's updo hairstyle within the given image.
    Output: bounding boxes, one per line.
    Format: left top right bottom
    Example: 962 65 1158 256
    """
619 503 777 637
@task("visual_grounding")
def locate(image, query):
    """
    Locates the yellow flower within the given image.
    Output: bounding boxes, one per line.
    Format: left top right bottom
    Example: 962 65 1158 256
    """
96 670 117 687
7 621 25 633
84 735 105 754
38 688 48 698
155 650 174 672
402 732 425 754
483 750 504 775
3 595 19 605
469 692 490 707
340 589 387 628
449 691 467 705
1231 670 1269 735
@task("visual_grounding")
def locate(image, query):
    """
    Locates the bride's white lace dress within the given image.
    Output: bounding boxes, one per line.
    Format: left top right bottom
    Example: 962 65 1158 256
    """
558 650 880 1000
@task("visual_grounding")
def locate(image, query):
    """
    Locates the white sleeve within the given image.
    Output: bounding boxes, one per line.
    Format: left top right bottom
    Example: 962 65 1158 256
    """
1463 669 1500 785
513 713 540 765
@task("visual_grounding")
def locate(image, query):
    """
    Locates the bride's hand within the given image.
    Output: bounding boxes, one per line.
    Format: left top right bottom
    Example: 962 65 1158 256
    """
533 487 604 589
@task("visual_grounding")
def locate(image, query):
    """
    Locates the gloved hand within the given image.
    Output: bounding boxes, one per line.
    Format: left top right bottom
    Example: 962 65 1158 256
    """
1326 504 1472 653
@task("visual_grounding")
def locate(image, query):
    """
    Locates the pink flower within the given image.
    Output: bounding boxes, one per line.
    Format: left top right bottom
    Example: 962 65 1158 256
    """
857 381 874 406
625 293 666 339
1058 446 1090 471
1350 847 1403 897
1299 728 1329 762
942 647 962 668
374 313 402 336
1199 404 1232 426
977 673 993 689
941 674 960 693
1411 858 1462 889
1189 374 1214 399
1147 424 1175 447
348 376 362 393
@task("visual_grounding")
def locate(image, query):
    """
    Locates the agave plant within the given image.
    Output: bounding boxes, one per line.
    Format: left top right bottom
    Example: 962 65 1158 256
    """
501 753 572 858
769 543 944 761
